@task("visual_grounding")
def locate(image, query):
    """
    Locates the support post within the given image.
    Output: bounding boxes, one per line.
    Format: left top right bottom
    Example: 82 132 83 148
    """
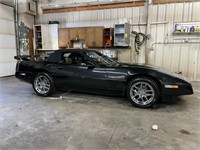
14 0 19 55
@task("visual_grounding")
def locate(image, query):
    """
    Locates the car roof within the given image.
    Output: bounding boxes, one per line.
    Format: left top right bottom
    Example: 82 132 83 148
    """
46 49 99 62
55 48 96 53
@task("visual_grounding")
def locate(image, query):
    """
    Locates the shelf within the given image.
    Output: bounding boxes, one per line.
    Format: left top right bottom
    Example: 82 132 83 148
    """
115 24 125 26
173 22 200 36
115 32 125 35
36 49 53 51
173 32 200 35
104 28 114 48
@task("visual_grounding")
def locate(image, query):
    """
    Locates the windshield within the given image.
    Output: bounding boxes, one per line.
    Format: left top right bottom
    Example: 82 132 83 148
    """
84 51 119 67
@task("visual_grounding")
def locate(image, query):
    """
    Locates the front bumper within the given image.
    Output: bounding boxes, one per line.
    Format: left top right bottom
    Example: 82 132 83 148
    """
162 83 193 96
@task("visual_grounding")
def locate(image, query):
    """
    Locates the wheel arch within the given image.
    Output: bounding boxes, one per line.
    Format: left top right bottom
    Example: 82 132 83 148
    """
31 69 53 84
31 70 55 96
125 74 162 95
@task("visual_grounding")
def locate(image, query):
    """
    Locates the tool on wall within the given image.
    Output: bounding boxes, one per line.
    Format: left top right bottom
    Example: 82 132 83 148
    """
131 31 149 54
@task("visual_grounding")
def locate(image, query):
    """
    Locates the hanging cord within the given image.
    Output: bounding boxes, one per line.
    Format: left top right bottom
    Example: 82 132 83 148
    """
131 31 148 54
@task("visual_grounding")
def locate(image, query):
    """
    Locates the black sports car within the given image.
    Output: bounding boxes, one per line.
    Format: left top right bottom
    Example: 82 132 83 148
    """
15 49 193 108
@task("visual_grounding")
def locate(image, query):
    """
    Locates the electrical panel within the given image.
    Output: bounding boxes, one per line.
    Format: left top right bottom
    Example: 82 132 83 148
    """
114 23 130 47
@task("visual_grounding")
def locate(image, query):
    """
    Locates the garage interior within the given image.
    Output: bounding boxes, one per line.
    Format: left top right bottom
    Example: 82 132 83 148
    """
0 0 200 149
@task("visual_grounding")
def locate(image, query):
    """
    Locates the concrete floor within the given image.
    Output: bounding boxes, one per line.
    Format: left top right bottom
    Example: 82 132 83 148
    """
0 76 200 150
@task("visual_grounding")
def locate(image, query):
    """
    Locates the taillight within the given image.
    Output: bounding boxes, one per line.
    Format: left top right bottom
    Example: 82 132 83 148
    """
18 72 26 76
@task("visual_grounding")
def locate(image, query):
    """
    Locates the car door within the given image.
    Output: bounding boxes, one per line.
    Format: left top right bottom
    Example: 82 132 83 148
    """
53 51 108 92
104 67 128 93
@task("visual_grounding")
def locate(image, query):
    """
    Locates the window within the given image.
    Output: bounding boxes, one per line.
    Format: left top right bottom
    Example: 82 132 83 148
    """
84 51 119 67
62 52 86 66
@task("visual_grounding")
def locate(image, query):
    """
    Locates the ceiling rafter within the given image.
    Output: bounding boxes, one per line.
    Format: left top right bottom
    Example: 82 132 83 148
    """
153 0 198 4
42 0 145 14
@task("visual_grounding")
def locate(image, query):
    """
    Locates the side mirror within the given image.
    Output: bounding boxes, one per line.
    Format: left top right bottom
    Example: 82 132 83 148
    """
86 61 95 69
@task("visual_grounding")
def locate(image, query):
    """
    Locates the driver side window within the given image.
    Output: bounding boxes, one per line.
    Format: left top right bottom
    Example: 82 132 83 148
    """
62 52 88 66
85 60 95 66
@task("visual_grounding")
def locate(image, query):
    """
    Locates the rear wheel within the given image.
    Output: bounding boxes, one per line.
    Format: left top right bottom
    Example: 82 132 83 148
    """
127 78 160 108
33 73 55 96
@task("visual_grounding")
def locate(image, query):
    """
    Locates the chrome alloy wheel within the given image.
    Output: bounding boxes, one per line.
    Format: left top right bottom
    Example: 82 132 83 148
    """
34 75 51 95
130 81 155 106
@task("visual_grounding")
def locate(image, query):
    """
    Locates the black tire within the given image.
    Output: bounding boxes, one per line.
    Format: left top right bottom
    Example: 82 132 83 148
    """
126 77 160 108
32 72 55 96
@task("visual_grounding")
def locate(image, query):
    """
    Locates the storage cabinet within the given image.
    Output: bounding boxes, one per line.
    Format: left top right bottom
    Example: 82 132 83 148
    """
95 27 104 48
58 28 70 48
85 27 104 48
69 28 78 40
104 28 114 47
85 28 95 47
77 28 86 40
69 28 86 40
34 25 42 49
58 27 104 48
41 25 49 49
34 24 59 50
86 27 104 48
114 23 130 47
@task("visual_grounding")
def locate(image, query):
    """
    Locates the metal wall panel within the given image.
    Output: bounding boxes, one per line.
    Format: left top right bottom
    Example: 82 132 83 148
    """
110 8 118 20
192 1 200 21
197 48 200 80
104 9 111 20
147 2 200 81
91 10 98 21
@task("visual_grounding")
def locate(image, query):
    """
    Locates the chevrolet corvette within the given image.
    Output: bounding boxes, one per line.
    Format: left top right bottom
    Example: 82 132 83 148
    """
15 49 193 108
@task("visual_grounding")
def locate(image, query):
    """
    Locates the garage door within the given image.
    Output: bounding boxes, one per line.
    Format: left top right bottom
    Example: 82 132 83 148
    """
0 4 16 77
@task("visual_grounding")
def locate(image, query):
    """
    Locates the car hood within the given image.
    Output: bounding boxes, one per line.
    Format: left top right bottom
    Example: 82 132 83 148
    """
119 63 170 72
119 63 190 82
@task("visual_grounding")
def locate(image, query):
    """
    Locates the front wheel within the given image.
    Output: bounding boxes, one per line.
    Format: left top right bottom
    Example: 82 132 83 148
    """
33 72 55 96
127 78 160 108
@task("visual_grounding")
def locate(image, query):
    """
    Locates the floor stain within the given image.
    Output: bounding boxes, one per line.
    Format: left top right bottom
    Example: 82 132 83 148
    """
179 129 191 135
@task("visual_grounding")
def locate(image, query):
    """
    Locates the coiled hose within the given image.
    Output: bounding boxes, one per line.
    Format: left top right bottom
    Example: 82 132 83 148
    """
131 31 147 54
